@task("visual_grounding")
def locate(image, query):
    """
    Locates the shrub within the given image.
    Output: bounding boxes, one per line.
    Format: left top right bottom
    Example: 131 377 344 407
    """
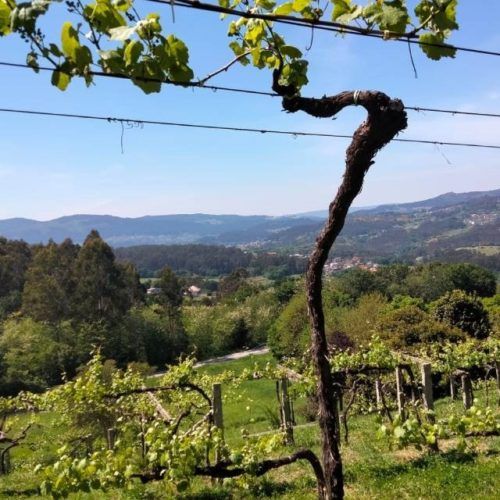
376 305 464 349
432 290 491 339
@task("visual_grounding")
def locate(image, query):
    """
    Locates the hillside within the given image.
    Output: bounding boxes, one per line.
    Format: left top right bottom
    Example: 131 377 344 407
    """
0 189 498 270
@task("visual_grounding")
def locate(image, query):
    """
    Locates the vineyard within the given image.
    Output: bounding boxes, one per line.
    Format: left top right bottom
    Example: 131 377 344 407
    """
1 337 498 499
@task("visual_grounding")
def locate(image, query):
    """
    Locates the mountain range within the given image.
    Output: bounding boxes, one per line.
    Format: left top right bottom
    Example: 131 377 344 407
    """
0 189 498 266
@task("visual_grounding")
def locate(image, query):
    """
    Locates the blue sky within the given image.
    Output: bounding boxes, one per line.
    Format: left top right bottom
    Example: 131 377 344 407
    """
0 1 499 220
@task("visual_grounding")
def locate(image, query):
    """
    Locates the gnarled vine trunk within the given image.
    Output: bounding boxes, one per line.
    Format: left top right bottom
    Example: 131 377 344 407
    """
279 88 408 499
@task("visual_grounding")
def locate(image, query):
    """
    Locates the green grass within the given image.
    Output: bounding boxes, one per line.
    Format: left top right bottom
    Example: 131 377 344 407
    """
1 354 499 499
456 245 500 256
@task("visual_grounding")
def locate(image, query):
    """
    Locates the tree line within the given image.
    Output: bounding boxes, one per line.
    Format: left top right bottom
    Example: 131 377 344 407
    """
1 231 498 400
270 262 498 359
115 244 306 278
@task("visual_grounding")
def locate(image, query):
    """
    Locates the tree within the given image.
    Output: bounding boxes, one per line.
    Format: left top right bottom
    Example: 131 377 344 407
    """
432 290 491 339
118 261 146 307
156 266 183 310
446 263 496 298
228 317 249 350
0 238 32 318
217 268 250 299
376 304 464 349
0 1 462 497
268 292 309 358
403 262 456 302
72 230 131 323
22 239 79 322
0 318 77 393
335 268 383 301
129 305 188 368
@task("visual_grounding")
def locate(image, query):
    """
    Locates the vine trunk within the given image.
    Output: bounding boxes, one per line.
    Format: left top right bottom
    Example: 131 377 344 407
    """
281 89 408 499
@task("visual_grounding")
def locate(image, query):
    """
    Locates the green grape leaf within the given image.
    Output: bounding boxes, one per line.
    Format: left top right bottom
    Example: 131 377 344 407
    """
256 0 276 11
228 40 246 56
377 4 409 33
52 70 71 91
244 20 265 45
433 0 458 31
332 0 362 24
74 46 93 69
61 22 80 59
0 0 12 36
99 49 126 73
292 0 310 12
113 0 132 12
61 22 92 70
273 2 293 15
84 0 126 34
332 0 351 19
49 43 63 57
132 60 162 93
166 35 190 65
280 45 302 59
124 39 143 67
419 32 456 60
169 63 194 82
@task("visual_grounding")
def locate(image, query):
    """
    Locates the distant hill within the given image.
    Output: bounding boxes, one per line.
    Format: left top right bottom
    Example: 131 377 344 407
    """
0 189 498 270
0 214 281 246
296 189 500 218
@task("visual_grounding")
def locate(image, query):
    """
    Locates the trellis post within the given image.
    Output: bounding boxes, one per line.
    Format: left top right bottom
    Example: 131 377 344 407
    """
278 377 294 445
395 366 405 418
461 373 473 410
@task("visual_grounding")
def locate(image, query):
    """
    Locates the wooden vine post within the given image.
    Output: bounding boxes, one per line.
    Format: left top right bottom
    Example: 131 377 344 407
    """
212 383 224 436
495 361 500 407
461 374 473 410
395 366 405 418
449 375 457 400
420 363 434 415
375 379 383 408
212 383 224 484
107 428 116 450
0 448 10 475
278 377 294 445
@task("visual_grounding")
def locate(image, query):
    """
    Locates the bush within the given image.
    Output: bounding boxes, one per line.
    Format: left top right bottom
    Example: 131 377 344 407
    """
0 318 77 393
268 293 309 358
376 305 464 349
432 290 491 339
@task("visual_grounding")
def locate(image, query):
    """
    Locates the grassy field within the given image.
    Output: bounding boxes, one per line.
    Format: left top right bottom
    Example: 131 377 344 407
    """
1 353 499 499
456 246 500 256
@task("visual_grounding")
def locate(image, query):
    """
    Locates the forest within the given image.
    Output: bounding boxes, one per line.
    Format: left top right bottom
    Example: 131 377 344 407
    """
0 230 499 498
1 231 498 394
114 244 306 278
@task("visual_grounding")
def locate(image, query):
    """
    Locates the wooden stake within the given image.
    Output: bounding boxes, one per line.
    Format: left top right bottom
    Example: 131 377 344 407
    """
495 361 500 407
212 383 224 484
461 374 473 410
450 374 456 400
375 379 383 408
212 383 224 436
279 377 294 445
421 363 434 413
107 428 116 450
395 366 405 418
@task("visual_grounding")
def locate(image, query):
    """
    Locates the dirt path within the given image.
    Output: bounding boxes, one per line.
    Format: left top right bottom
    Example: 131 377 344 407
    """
152 346 270 377
194 346 270 368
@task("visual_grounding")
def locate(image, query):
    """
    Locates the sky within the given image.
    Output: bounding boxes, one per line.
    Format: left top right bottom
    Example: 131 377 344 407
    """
0 1 499 220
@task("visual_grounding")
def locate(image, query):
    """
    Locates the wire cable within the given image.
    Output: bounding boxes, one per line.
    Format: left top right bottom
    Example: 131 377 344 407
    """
148 0 500 58
2 61 499 119
2 106 500 149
